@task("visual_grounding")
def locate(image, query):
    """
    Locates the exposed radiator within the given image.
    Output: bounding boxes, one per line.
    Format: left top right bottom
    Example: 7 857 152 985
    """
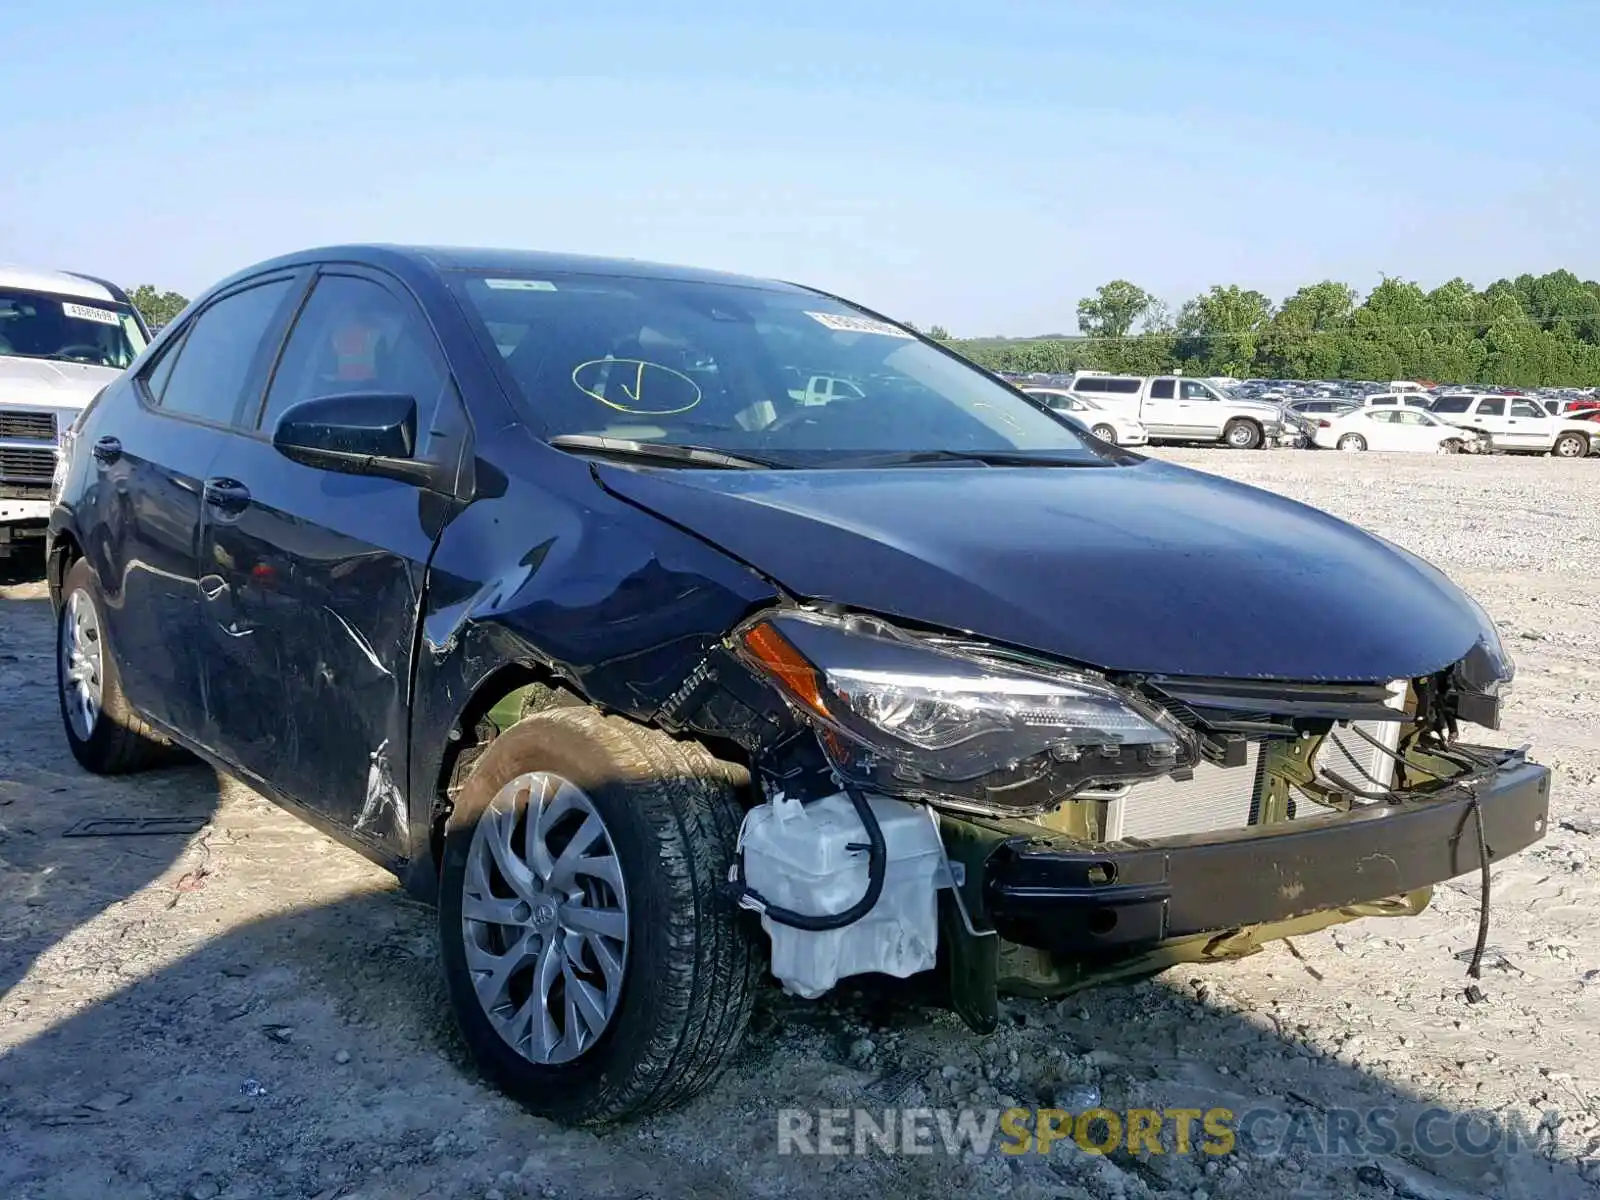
1100 683 1409 843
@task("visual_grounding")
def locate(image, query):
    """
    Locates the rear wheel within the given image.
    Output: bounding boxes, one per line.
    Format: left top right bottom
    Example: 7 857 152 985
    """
437 706 759 1124
1090 423 1118 445
1553 432 1587 459
1337 433 1367 452
1223 419 1262 450
56 558 175 774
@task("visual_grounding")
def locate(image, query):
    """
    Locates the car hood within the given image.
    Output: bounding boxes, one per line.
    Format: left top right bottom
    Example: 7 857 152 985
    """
0 356 121 413
596 458 1484 681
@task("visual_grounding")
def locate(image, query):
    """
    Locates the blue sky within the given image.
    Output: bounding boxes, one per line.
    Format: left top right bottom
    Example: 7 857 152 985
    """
3 1 1595 335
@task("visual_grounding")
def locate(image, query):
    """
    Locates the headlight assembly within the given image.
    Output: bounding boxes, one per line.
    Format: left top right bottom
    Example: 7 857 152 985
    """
734 610 1197 816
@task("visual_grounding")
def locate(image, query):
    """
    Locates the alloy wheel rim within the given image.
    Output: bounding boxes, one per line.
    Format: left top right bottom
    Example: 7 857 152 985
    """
462 771 630 1065
1557 438 1582 457
60 590 103 740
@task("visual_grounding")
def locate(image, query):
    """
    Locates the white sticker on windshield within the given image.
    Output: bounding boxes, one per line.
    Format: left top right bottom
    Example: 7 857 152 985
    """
804 311 914 338
61 301 121 326
483 279 557 291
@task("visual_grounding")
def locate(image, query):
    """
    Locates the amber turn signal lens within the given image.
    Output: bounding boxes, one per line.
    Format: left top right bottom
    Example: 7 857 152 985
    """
741 621 829 718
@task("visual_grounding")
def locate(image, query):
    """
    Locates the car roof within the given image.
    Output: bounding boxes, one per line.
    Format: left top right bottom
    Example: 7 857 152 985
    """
226 244 812 295
0 263 123 304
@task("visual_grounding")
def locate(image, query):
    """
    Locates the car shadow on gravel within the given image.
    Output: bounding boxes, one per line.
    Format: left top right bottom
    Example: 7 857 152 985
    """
0 578 223 1001
2 884 1597 1199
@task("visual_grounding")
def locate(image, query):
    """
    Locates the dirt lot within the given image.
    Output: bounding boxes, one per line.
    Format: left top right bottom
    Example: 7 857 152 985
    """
3 448 1599 1200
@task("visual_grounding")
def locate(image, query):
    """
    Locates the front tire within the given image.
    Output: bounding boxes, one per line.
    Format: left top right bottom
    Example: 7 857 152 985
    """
1553 432 1587 459
1439 438 1463 455
1090 423 1118 445
438 707 759 1125
1337 433 1368 452
1223 419 1262 450
56 558 174 774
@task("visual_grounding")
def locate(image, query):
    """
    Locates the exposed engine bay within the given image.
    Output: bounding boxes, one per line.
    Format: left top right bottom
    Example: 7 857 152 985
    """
647 604 1545 1029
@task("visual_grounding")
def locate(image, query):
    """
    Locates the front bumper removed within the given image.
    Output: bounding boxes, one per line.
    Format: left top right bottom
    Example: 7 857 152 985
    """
983 749 1550 956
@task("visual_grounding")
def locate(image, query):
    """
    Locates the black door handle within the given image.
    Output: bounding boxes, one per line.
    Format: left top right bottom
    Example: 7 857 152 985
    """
91 436 122 464
202 477 251 515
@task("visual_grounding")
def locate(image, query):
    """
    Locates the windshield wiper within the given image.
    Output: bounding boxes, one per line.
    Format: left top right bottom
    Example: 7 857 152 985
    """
547 435 780 470
834 448 1106 468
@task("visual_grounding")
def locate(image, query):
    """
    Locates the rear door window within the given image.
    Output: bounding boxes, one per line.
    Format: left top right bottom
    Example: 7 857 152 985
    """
1477 399 1506 416
149 279 297 427
1149 379 1175 399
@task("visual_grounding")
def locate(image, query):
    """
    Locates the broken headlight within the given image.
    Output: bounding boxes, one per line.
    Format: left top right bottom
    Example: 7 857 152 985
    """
1456 593 1515 696
734 610 1198 816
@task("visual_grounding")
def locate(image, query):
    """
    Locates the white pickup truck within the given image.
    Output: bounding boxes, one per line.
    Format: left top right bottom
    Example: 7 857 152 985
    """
1066 373 1292 449
0 265 150 559
1427 393 1595 458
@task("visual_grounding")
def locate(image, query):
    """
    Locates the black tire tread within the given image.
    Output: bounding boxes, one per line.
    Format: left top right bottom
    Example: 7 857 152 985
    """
58 558 174 775
441 706 759 1124
1223 417 1263 449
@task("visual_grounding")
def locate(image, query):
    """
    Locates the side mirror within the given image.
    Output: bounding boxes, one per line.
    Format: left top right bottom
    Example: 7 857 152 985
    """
272 392 445 490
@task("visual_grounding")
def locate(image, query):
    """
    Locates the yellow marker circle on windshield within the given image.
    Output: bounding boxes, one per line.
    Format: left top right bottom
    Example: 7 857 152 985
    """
572 358 703 416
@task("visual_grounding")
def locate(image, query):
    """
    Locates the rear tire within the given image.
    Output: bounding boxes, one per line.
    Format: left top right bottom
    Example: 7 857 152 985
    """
1090 423 1118 445
1337 433 1367 452
1553 432 1587 459
1223 419 1262 450
56 558 176 774
437 707 760 1125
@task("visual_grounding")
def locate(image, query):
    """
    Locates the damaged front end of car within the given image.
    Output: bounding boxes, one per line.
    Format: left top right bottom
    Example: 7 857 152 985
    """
654 602 1549 1032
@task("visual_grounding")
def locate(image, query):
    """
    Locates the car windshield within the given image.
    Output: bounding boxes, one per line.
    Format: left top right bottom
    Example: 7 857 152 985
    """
1430 397 1474 413
0 288 147 369
453 271 1099 467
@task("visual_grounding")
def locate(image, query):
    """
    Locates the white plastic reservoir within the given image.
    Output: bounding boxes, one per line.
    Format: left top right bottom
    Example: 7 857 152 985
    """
739 791 945 999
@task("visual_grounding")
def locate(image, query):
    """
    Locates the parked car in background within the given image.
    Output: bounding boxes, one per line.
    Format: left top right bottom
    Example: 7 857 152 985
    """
1311 407 1487 454
46 243 1547 1123
1428 393 1595 457
1066 373 1291 448
1358 392 1434 410
1559 408 1600 455
1019 386 1149 446
1 264 150 558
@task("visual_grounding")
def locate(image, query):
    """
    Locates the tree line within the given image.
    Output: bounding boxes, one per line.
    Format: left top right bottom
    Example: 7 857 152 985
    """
931 271 1600 387
128 269 1600 388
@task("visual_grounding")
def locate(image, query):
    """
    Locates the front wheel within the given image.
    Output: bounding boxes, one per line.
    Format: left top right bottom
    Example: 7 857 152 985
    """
1223 419 1262 450
437 706 760 1125
56 558 175 774
1090 423 1118 445
1337 433 1368 452
1439 439 1463 455
1553 432 1588 459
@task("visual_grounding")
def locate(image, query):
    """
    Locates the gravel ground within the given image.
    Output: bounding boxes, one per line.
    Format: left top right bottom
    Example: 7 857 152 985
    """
2 447 1599 1200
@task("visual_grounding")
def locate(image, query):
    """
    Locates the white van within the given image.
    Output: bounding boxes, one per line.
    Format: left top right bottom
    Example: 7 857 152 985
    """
0 265 150 558
1067 373 1289 448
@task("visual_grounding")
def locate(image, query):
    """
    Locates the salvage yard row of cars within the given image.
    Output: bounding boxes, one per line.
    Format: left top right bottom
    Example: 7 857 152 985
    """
1001 370 1600 458
2 250 1555 1125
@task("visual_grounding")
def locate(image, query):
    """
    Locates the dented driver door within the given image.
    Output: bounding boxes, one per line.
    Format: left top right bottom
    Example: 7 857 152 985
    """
195 267 467 857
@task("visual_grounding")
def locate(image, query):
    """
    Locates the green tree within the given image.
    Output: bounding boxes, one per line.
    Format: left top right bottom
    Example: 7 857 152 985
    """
944 263 1600 388
1076 280 1156 339
1175 285 1273 375
126 285 190 331
928 324 952 341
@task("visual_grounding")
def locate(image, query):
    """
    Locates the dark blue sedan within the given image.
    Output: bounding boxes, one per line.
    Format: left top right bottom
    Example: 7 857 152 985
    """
47 246 1547 1122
